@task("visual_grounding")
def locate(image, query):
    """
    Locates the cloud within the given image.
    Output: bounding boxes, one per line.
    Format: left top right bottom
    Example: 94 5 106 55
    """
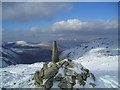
50 19 117 32
2 19 118 42
2 2 72 22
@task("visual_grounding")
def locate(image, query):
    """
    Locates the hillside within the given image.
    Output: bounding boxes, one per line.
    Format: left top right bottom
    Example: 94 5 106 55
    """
61 38 119 88
0 38 119 88
1 41 66 67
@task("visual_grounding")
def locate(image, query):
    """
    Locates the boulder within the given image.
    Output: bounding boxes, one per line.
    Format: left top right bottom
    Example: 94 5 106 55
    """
39 68 44 78
66 76 76 85
89 83 96 87
64 61 74 68
90 73 96 81
81 68 89 74
43 62 49 70
58 78 68 88
76 74 83 81
34 71 43 84
44 64 58 79
66 83 73 89
78 81 86 86
44 78 53 89
55 74 63 81
65 68 76 76
81 73 87 81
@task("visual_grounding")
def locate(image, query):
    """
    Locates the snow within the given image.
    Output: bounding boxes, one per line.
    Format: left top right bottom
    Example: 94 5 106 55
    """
16 41 27 45
0 38 119 88
61 38 119 88
0 62 44 88
15 41 51 47
1 47 21 67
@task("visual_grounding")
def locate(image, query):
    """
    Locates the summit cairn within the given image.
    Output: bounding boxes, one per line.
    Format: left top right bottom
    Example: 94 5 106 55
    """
52 41 59 63
33 41 96 89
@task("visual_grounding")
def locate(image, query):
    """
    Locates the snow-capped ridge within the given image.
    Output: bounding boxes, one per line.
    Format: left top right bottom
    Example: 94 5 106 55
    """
61 38 118 59
15 41 27 45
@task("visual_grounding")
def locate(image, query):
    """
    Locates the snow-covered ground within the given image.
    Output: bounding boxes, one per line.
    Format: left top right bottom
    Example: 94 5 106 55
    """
0 38 119 88
61 38 119 88
0 62 44 88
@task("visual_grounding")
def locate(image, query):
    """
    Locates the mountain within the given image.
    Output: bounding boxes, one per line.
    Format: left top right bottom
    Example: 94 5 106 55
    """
2 41 52 49
0 38 119 88
60 38 119 88
61 38 118 59
51 39 86 48
1 41 66 67
0 47 21 68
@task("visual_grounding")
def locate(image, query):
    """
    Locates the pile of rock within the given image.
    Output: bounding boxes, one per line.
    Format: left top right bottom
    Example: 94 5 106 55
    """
33 41 96 89
33 59 96 89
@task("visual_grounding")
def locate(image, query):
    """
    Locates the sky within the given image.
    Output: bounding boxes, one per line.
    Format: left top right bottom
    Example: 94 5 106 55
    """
2 2 118 43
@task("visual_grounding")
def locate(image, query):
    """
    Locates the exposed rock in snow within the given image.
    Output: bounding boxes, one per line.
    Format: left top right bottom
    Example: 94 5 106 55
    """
0 38 119 88
60 38 119 88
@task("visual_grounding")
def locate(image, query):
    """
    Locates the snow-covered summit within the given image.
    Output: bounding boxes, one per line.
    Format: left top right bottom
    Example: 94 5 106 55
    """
61 38 118 59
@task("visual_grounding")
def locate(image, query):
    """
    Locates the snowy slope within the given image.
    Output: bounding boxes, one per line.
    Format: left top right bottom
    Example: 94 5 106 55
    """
0 47 21 68
61 38 119 88
61 38 118 59
0 38 119 88
1 60 96 88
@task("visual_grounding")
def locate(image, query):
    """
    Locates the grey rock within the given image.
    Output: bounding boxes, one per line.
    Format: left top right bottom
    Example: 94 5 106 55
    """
82 68 89 74
55 74 63 81
34 71 43 85
89 83 96 87
68 59 72 62
44 64 58 79
66 83 73 89
44 78 53 89
76 74 83 81
58 78 67 88
81 73 87 81
64 61 74 68
43 62 48 70
90 73 96 81
65 68 76 76
52 41 59 63
78 81 86 86
39 69 44 78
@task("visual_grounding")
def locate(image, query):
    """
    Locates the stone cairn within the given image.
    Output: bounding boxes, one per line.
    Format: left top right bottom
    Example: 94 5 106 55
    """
33 41 96 89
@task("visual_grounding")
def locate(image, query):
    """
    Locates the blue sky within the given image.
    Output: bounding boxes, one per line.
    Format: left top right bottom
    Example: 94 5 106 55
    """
2 2 118 42
3 2 118 30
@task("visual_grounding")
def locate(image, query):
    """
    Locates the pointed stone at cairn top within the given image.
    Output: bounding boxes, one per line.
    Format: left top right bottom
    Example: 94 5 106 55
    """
52 41 59 63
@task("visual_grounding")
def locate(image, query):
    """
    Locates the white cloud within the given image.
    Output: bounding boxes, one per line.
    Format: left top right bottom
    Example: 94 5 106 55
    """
3 19 118 42
50 19 118 32
51 19 87 31
2 2 72 22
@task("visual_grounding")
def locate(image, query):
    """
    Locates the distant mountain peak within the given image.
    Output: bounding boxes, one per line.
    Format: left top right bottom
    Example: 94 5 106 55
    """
15 41 27 45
